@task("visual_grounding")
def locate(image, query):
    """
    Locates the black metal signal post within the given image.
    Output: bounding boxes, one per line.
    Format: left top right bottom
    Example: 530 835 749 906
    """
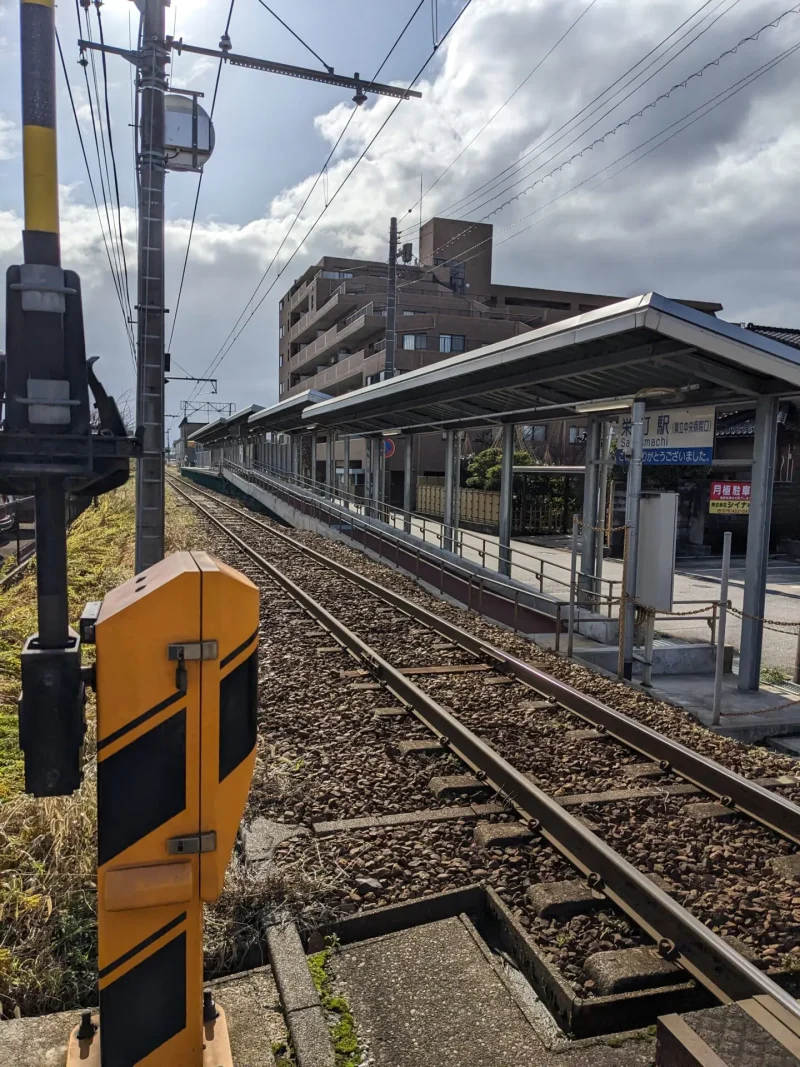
4 0 137 797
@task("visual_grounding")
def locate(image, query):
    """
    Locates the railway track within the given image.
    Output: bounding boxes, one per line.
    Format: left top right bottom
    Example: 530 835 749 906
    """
170 474 800 1032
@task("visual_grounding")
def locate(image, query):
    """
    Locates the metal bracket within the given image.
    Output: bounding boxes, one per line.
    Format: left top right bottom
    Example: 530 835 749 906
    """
79 601 102 644
167 830 216 855
167 640 218 661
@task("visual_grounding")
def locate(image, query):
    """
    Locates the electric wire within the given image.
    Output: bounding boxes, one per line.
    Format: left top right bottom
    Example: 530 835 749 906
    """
186 0 442 399
253 0 332 71
186 0 428 398
437 0 747 228
398 0 730 237
167 0 236 355
407 40 800 291
399 5 799 288
79 4 131 330
94 1 134 331
56 29 137 370
398 0 600 232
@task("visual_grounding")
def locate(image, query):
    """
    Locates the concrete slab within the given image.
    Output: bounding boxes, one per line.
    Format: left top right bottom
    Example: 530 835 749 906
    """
658 1002 800 1067
473 821 534 848
682 801 737 822
331 915 545 1066
243 818 305 868
0 969 284 1067
647 673 800 743
584 948 683 996
526 880 604 919
428 774 488 798
771 853 800 879
769 735 800 757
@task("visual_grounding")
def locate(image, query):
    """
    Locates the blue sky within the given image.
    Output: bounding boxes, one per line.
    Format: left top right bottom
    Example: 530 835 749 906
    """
1 0 799 429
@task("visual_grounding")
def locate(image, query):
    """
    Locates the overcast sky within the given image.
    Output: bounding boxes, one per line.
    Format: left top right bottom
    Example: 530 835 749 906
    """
1 0 799 431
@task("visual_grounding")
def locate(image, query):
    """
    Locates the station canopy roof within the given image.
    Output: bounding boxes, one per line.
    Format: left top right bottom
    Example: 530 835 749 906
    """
303 294 800 436
191 417 226 443
248 389 332 434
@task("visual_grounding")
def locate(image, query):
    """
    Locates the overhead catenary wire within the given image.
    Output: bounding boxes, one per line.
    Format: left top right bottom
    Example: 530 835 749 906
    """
94 0 134 331
187 0 451 399
399 6 800 289
407 40 800 291
78 3 131 333
167 0 236 354
434 0 748 230
398 0 600 234
185 0 429 399
56 28 137 370
400 0 723 234
253 0 332 72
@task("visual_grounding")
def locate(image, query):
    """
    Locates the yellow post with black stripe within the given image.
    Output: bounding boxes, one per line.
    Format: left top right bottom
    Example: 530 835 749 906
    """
67 552 259 1066
20 0 60 266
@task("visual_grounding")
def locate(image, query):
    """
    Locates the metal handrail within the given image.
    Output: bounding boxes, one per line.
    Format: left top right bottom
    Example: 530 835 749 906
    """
247 457 620 614
226 461 571 631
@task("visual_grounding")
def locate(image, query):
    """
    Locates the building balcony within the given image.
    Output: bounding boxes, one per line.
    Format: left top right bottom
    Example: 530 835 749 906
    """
288 283 369 345
289 303 386 376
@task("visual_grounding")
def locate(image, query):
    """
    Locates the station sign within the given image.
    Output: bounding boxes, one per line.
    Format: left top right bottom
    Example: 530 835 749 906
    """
615 405 715 465
383 438 396 458
709 480 750 513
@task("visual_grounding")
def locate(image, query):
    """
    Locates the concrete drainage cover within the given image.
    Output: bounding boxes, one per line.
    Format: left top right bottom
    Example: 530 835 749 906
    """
243 818 307 870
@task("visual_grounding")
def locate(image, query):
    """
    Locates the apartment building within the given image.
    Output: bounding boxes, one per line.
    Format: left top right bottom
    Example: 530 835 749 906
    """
276 216 632 402
276 216 722 498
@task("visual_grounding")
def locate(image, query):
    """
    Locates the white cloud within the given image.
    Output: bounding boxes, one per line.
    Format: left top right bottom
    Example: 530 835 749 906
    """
2 0 799 411
0 115 19 161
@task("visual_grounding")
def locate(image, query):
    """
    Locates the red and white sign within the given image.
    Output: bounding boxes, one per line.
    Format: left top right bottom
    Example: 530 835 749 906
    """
709 481 750 513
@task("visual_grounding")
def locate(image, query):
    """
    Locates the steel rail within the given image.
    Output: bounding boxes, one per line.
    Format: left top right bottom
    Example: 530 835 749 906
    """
171 475 800 847
172 476 800 1020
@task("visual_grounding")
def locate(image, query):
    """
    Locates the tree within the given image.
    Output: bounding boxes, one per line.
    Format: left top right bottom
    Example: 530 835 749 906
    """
466 447 533 490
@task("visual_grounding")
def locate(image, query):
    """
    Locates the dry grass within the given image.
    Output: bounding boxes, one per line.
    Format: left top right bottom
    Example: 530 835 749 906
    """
0 481 199 1018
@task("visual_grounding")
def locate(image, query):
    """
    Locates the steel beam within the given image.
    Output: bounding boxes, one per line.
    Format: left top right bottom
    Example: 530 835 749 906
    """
622 400 645 680
443 429 455 552
739 396 778 690
498 422 514 577
579 416 600 605
403 435 413 534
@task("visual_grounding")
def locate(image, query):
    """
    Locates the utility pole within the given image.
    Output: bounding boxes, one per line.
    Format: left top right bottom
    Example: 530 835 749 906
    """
77 28 421 566
135 0 168 573
385 216 397 380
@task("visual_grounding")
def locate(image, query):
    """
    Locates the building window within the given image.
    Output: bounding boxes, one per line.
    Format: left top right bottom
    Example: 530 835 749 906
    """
439 334 465 354
279 325 284 339
526 424 546 442
279 355 283 367
321 270 353 279
279 382 285 395
402 333 428 350
279 298 284 310
568 426 583 444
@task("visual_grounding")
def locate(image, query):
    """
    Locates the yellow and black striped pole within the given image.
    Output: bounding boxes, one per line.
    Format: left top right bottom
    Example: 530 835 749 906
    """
20 0 60 267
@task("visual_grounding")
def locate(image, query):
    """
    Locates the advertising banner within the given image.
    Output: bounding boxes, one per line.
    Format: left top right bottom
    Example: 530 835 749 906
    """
709 481 750 514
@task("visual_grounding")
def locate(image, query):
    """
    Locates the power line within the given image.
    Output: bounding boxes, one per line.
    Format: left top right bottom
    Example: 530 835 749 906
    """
187 0 441 399
167 0 236 353
78 3 131 330
412 40 800 288
94 1 134 333
186 0 427 399
399 0 723 236
399 3 800 288
253 0 332 72
55 28 137 369
443 0 747 227
398 0 600 231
